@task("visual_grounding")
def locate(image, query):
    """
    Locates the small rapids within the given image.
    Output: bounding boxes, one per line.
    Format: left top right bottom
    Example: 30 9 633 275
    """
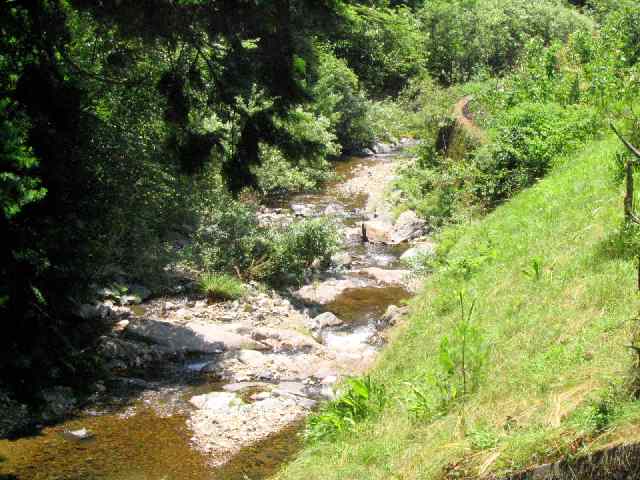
0 151 416 480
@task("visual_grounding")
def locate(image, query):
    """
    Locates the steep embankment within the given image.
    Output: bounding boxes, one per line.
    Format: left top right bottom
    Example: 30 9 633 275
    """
277 137 640 479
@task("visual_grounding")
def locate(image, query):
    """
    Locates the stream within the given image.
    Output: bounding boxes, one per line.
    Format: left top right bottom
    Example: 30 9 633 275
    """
0 146 426 480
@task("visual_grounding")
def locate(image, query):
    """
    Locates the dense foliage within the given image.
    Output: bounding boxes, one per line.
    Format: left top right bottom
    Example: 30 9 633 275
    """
0 0 400 401
394 0 640 226
2 0 639 440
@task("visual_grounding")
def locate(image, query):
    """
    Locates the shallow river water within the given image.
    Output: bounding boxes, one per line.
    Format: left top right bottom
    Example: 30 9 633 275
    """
0 151 413 480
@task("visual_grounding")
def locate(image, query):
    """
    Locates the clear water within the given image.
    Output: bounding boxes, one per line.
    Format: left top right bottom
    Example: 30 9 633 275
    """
0 151 411 480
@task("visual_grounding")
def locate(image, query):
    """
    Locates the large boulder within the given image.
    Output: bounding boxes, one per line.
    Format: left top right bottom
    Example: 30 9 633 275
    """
389 210 426 244
312 312 344 330
372 142 394 154
331 251 353 268
124 319 266 354
40 386 77 422
295 277 371 305
0 392 30 438
358 267 411 286
362 220 393 243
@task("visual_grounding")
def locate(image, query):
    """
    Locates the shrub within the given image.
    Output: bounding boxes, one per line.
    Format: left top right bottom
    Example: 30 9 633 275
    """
418 0 592 85
185 183 268 275
305 376 387 442
198 273 246 302
408 293 488 421
265 218 340 285
473 102 599 205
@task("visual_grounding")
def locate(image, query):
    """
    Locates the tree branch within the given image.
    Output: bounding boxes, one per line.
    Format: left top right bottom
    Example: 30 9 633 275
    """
611 122 640 160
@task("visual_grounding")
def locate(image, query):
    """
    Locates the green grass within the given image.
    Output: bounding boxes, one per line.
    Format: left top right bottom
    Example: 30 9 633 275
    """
197 273 246 302
277 137 640 479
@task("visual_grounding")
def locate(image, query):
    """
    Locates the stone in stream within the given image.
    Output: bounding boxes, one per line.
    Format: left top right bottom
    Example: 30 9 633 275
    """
236 349 269 368
344 226 364 244
40 387 77 422
272 382 309 398
389 210 427 244
379 304 409 327
311 312 343 330
250 327 318 354
0 392 30 438
125 319 268 354
251 391 272 402
189 392 240 410
295 277 372 305
291 203 313 217
400 242 436 262
370 253 396 267
60 428 94 442
371 142 394 155
330 251 353 268
128 284 152 302
357 267 411 287
362 220 394 243
323 203 344 215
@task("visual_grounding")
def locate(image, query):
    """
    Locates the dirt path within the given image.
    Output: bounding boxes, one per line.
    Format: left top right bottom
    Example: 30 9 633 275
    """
453 95 487 144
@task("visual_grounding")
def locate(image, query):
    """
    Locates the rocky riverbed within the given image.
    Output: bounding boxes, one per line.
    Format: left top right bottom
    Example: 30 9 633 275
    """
0 143 436 480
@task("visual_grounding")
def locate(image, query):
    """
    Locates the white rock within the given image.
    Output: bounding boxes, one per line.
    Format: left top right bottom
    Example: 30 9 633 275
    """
331 251 353 268
60 428 94 442
362 220 393 243
190 392 239 411
357 267 411 286
125 319 266 354
113 319 130 333
312 312 343 330
389 210 426 244
251 391 272 401
295 277 371 305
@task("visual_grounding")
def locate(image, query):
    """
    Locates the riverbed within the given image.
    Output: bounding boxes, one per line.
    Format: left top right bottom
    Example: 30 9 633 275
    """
0 146 429 480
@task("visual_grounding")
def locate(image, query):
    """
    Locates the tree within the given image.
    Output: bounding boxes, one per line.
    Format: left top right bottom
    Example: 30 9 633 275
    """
0 0 347 400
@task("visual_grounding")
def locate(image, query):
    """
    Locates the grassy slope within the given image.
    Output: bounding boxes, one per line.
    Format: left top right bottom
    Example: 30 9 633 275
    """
278 137 640 479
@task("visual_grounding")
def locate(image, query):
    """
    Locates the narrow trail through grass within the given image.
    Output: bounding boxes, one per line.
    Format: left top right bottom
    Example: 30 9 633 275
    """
276 137 640 479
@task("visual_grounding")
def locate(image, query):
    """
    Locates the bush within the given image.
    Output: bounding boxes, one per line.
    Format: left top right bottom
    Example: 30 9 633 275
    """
473 102 599 205
305 376 387 442
186 208 339 287
184 180 268 276
418 0 592 85
265 218 340 285
198 273 246 302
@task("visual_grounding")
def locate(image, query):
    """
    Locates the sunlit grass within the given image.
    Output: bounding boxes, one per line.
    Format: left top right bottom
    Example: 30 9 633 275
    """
197 273 245 303
277 137 640 479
